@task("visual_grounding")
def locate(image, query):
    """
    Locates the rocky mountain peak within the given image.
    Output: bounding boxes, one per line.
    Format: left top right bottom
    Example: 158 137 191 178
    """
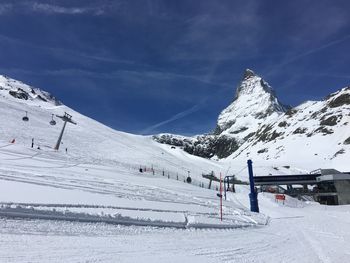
216 69 287 137
242 68 256 80
235 69 273 100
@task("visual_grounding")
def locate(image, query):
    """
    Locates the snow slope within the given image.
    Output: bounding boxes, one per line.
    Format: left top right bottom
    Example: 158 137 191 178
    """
0 75 223 178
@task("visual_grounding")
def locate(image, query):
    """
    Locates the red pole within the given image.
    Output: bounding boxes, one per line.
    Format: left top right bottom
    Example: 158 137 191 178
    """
220 173 223 221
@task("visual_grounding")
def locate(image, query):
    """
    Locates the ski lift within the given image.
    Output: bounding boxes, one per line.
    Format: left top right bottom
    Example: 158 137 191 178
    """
49 114 56 126
22 111 29 122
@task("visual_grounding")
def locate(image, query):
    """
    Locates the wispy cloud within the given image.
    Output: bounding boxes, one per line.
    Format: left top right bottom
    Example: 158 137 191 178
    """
282 34 350 66
265 34 350 77
303 73 350 80
140 104 202 135
0 3 12 15
31 2 104 15
0 64 230 88
167 1 261 61
290 2 349 44
0 33 136 66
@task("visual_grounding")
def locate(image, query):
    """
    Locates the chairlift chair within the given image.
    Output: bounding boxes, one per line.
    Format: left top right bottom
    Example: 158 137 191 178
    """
49 114 56 125
22 111 29 122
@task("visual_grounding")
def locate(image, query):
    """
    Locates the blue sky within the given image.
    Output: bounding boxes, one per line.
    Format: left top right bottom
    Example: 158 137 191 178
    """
0 0 349 135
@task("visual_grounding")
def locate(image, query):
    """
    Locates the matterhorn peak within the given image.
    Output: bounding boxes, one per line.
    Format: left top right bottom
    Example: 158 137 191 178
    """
216 69 288 137
242 68 256 80
235 69 274 100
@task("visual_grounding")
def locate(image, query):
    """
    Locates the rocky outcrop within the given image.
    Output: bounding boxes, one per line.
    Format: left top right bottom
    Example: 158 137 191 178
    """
153 134 238 159
0 75 62 106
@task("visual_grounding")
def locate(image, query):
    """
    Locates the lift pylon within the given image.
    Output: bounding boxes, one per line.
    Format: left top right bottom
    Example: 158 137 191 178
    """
54 112 77 150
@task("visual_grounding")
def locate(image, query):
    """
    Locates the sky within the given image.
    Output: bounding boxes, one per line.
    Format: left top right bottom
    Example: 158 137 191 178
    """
0 0 349 136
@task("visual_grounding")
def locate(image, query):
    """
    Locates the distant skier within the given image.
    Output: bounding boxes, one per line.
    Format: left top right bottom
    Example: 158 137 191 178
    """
31 138 34 148
11 139 15 143
65 148 68 154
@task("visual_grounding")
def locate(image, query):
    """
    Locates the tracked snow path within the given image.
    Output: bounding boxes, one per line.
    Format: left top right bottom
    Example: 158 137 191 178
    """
0 143 267 230
1 204 349 263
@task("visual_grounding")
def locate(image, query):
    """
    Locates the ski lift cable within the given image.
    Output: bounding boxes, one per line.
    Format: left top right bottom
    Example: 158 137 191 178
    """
235 165 248 175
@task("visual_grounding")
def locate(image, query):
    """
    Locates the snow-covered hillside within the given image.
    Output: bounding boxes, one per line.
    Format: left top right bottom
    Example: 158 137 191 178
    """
0 74 222 178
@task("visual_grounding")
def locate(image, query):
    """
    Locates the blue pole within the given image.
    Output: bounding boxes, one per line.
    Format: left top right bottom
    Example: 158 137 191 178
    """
247 159 259 213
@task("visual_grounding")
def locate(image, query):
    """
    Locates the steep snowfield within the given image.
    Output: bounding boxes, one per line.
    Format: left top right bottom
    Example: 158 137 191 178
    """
1 74 350 262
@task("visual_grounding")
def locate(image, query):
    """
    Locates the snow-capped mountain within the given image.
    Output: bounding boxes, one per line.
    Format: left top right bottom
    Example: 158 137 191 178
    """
154 69 290 159
215 69 288 137
154 69 350 168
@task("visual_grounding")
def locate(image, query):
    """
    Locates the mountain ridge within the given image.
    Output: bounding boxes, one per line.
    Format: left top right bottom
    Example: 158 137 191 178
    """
0 75 62 106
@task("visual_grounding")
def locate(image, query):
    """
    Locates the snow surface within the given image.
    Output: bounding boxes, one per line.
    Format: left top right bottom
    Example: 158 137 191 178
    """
1 74 350 262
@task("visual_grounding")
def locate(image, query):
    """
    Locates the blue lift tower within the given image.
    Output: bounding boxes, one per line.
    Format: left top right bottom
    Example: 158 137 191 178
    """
248 159 259 213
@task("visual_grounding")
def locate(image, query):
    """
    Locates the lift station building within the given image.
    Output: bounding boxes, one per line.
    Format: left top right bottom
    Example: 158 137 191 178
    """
254 169 350 205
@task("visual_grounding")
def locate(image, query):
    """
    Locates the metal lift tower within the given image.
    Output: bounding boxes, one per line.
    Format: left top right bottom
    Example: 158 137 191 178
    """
54 112 77 150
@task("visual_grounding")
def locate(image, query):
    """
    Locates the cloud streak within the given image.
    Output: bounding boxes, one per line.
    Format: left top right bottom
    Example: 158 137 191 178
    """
0 33 137 66
140 104 202 135
31 2 104 15
265 34 350 76
0 66 231 90
0 3 12 15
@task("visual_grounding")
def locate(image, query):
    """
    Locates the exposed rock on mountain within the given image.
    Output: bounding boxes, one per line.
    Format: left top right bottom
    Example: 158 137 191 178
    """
153 134 238 159
0 75 62 106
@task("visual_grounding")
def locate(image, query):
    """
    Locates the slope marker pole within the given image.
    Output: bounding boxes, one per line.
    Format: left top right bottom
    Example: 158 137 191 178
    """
220 173 223 221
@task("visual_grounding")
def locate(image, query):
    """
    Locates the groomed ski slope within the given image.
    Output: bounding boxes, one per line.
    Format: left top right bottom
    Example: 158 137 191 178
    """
0 142 350 262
